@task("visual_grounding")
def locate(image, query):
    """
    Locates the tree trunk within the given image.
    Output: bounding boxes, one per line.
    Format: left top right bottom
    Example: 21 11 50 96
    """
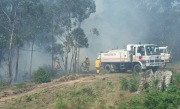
72 47 77 72
65 43 69 72
29 39 35 75
69 47 75 73
51 36 54 73
74 42 78 73
78 48 80 72
8 24 14 84
14 45 20 82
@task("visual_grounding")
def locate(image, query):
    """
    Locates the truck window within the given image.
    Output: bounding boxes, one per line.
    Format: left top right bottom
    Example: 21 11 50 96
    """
137 46 145 56
146 46 160 55
155 48 160 54
160 49 164 53
160 49 167 53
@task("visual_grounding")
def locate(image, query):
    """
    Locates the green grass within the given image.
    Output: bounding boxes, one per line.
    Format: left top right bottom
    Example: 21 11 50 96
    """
25 95 32 102
56 97 66 109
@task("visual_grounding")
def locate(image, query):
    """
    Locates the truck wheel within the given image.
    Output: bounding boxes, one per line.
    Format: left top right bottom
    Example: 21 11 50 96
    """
152 66 159 72
133 64 142 73
105 64 111 73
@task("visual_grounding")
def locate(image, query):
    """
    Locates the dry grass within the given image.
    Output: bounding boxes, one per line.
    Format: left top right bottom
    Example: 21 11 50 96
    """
0 73 135 109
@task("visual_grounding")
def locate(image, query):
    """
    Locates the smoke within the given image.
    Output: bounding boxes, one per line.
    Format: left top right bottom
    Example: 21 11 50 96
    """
19 46 52 71
81 0 149 69
1 0 177 79
0 45 52 82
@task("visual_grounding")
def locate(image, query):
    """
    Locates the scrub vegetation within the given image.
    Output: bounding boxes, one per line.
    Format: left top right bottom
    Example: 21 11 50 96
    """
0 65 179 109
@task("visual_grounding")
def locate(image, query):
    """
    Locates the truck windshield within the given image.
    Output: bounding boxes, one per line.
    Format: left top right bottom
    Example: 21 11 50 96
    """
146 46 160 55
159 49 168 53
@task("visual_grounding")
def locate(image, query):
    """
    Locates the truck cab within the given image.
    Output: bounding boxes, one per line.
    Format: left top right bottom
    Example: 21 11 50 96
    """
159 46 172 64
128 44 164 72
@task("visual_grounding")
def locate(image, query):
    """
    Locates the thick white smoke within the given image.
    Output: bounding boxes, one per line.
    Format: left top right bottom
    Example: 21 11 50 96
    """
81 0 149 69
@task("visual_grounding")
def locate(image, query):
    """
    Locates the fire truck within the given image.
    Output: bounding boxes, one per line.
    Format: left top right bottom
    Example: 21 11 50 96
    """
159 46 172 64
97 44 165 73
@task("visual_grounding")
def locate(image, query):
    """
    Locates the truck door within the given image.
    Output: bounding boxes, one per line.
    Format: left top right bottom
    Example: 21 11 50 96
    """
133 47 136 60
160 48 171 62
133 46 145 60
137 46 145 56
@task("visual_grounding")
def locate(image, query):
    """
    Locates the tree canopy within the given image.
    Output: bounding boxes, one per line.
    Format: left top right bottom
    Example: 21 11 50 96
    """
0 0 96 83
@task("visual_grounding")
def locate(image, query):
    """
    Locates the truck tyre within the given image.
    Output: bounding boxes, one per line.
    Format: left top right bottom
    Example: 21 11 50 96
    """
105 64 111 73
152 66 159 72
133 64 142 73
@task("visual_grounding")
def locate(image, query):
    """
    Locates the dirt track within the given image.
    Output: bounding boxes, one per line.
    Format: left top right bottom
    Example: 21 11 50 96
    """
0 73 106 104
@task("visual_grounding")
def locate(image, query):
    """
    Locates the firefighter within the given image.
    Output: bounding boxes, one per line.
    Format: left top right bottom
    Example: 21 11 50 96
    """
84 56 90 72
54 58 60 69
95 58 101 73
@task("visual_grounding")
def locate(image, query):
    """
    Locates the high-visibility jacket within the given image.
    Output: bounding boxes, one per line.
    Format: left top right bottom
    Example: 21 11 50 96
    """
95 59 101 68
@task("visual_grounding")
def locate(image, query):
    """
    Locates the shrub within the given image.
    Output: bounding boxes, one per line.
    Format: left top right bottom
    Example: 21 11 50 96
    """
120 77 129 90
172 73 180 84
144 72 180 109
33 67 51 84
15 82 27 88
15 98 22 103
129 96 144 108
25 95 32 102
107 82 113 88
0 75 9 89
42 65 61 78
118 72 180 109
71 87 95 97
118 96 144 109
81 87 94 96
144 88 180 109
56 97 66 109
129 76 139 92
69 87 96 106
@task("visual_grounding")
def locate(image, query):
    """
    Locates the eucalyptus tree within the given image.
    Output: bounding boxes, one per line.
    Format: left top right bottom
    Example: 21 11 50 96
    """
71 27 88 72
40 0 66 72
13 36 23 82
0 4 9 64
56 0 96 72
0 0 46 83
0 0 25 83
12 0 45 81
25 1 46 75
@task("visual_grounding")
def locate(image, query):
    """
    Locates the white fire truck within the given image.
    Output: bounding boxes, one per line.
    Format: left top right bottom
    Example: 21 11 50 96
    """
97 44 165 73
159 46 172 64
